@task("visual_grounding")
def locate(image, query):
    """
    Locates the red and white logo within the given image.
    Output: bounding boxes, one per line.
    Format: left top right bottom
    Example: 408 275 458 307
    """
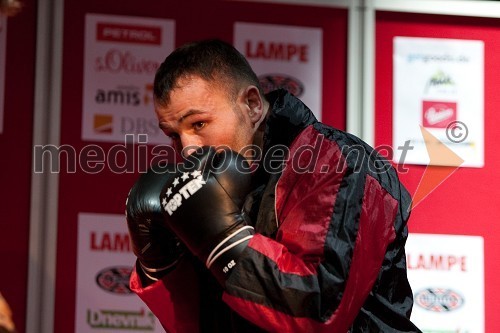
258 74 304 97
95 266 133 295
415 288 464 312
97 23 162 45
422 101 457 128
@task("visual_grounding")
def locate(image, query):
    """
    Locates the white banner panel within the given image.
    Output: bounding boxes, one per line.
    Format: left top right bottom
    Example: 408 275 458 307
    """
234 22 323 121
75 212 163 332
393 37 484 167
406 233 484 333
0 16 6 134
82 14 174 144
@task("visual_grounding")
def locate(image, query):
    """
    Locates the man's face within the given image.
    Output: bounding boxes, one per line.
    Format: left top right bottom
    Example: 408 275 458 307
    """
155 75 257 157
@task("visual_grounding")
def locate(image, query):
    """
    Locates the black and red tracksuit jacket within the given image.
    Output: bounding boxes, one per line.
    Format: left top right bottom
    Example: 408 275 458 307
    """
130 90 421 332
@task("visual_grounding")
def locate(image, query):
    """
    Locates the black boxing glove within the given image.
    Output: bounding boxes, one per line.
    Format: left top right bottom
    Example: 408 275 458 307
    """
160 146 254 285
126 164 184 284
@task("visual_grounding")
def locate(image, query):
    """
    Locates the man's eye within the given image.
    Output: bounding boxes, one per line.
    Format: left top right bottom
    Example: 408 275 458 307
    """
192 122 206 131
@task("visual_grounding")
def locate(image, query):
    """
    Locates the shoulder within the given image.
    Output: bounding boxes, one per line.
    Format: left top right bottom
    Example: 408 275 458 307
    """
292 123 411 206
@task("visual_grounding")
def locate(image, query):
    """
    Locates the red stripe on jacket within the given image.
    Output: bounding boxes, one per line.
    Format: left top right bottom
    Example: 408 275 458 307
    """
130 259 200 333
275 127 346 270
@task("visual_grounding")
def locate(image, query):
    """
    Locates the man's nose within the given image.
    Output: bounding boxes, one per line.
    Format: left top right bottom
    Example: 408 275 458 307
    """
180 136 201 157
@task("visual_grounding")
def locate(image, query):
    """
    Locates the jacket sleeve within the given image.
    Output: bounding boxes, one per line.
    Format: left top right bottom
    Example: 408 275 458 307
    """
130 257 200 333
223 126 402 333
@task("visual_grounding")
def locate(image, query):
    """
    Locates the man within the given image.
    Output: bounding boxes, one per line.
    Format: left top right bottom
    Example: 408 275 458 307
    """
126 39 421 332
0 0 22 16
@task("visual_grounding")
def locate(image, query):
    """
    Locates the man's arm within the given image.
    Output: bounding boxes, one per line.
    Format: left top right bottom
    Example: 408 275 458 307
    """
129 256 200 333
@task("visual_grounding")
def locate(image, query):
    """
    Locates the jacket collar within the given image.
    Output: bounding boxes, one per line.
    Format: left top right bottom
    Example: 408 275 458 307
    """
263 89 318 151
246 90 317 237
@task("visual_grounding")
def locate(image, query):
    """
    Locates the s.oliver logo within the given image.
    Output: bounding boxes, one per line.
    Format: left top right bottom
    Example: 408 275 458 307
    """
415 288 464 312
258 74 304 97
95 266 133 295
94 49 160 75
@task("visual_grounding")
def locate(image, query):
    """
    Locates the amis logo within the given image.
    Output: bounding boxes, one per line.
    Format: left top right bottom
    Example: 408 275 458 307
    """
258 73 304 97
415 288 464 312
95 86 140 106
87 308 155 331
95 266 133 295
95 84 153 107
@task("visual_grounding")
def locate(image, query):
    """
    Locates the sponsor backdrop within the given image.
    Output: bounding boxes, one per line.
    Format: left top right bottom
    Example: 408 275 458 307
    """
0 15 6 134
393 37 484 167
6 2 497 333
76 213 163 332
406 234 484 332
234 22 323 121
376 12 500 332
82 14 175 144
55 2 347 333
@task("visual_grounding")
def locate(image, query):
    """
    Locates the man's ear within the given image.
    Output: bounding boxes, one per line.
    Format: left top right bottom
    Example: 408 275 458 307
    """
242 85 264 124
